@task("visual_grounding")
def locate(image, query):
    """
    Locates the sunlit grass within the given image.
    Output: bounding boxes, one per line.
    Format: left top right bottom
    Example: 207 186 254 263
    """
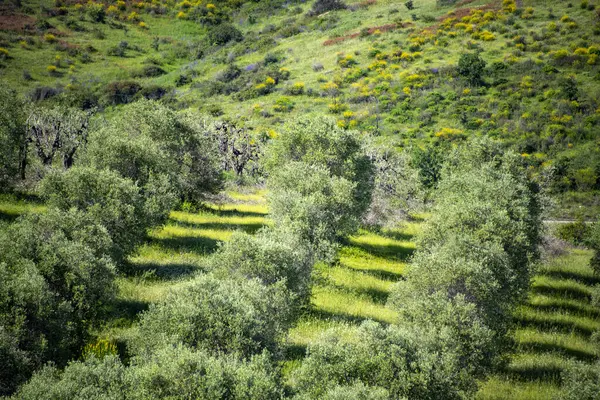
477 377 561 400
514 328 598 360
515 305 600 336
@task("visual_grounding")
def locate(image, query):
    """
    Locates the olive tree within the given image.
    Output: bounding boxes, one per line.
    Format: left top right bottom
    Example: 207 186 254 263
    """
0 209 116 395
265 117 375 260
131 275 293 358
0 88 26 187
211 226 314 310
293 321 479 400
39 166 168 265
83 100 223 205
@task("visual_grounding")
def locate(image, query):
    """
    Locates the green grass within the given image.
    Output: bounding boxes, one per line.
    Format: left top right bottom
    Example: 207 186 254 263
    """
479 249 599 399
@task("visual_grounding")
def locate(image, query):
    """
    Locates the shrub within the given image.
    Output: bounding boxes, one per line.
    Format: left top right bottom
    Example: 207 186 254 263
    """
0 209 116 394
87 2 105 22
211 227 314 309
308 0 347 16
132 275 293 357
560 361 600 400
457 52 486 85
207 23 243 45
134 64 166 77
44 33 57 43
404 0 414 10
104 80 141 104
40 167 153 265
289 81 305 95
556 218 590 245
273 96 294 112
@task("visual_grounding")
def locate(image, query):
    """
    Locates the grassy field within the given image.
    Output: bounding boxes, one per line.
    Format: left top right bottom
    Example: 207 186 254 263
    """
1 189 597 398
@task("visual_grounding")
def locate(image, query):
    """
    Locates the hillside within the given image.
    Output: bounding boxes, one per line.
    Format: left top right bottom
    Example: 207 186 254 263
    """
1 0 600 217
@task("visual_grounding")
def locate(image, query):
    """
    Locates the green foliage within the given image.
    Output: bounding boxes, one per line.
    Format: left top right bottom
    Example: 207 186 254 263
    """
0 88 25 189
293 321 478 399
457 52 486 86
389 138 543 374
14 347 282 400
211 227 314 309
39 166 153 265
588 219 600 275
0 209 116 395
266 117 374 219
556 217 591 246
83 100 223 204
207 24 243 46
559 361 600 400
131 274 293 358
104 81 142 105
265 117 374 260
308 0 347 16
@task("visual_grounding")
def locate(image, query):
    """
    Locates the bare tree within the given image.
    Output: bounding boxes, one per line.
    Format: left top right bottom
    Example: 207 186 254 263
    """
24 106 93 176
210 122 263 177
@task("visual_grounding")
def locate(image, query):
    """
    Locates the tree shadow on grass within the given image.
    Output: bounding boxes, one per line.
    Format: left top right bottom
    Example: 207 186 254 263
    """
373 229 415 242
502 364 563 383
517 341 597 362
171 220 266 234
122 260 204 280
349 241 415 261
201 208 267 218
324 279 390 305
514 314 597 337
284 343 307 362
0 211 18 223
150 235 221 255
540 270 600 287
527 302 600 320
105 298 150 326
531 285 591 302
338 262 404 282
307 308 391 326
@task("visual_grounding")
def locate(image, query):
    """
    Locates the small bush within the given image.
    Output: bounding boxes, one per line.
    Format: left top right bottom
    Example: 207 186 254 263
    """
308 0 347 16
273 96 294 112
104 80 142 105
207 23 243 45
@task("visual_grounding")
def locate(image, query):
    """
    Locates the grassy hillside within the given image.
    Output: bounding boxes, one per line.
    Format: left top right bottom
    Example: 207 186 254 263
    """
1 0 600 217
1 189 597 399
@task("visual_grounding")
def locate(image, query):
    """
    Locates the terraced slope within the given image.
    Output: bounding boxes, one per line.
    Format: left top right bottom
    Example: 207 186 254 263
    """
0 190 598 399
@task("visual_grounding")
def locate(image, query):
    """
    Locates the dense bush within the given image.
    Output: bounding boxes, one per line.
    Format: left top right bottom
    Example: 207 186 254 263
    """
131 275 293 358
40 167 155 265
293 321 479 399
83 100 223 204
211 227 314 309
559 361 600 400
207 24 243 45
14 347 282 400
0 88 25 188
457 52 486 86
308 0 347 16
0 209 116 395
104 81 142 105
